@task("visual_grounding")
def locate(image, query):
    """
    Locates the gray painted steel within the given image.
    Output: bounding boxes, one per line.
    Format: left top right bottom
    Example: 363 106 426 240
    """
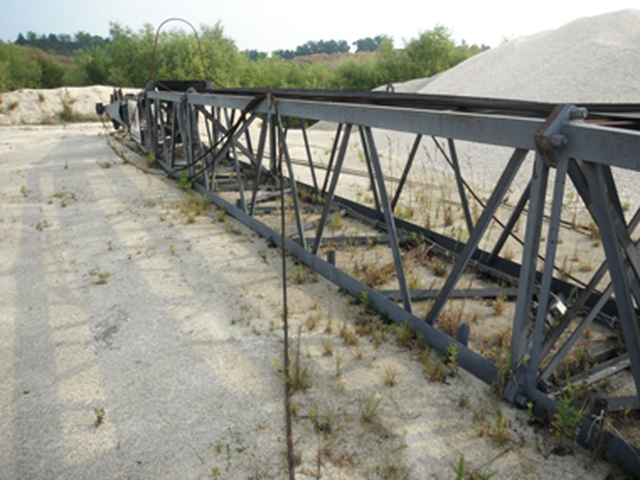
101 83 640 475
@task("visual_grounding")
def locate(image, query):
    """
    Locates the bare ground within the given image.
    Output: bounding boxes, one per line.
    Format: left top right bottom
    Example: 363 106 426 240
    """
0 121 623 479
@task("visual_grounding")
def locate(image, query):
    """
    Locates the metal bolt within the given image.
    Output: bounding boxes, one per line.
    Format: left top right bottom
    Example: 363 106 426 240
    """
550 134 568 147
570 107 588 120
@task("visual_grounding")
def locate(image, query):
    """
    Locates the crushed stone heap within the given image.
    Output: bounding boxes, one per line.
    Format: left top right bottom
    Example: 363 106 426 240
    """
417 9 640 103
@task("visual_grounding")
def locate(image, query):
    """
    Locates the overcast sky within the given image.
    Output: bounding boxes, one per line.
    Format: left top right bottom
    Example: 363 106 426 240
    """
1 1 638 52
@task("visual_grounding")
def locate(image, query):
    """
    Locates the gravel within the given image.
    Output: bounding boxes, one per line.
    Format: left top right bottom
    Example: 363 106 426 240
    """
419 9 640 103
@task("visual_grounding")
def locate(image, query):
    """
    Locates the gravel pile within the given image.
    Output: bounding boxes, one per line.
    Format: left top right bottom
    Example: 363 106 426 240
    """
418 9 640 103
0 86 138 126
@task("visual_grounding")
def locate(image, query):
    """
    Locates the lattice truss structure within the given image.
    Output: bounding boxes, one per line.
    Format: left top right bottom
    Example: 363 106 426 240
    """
100 81 640 472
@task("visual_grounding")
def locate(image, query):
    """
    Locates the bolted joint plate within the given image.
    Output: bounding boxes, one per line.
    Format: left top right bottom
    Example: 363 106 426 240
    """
503 366 531 408
534 104 587 167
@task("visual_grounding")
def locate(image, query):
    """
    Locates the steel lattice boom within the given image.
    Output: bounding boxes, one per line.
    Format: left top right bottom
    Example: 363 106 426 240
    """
99 80 640 474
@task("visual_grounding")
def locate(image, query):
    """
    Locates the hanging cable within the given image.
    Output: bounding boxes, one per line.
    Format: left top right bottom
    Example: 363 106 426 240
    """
149 17 224 88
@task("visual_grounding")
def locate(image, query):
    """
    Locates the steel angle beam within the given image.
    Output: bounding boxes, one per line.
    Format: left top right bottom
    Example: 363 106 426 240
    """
381 287 519 302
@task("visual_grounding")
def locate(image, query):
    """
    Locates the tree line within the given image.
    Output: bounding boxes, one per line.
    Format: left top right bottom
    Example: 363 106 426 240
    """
0 23 488 93
14 31 108 56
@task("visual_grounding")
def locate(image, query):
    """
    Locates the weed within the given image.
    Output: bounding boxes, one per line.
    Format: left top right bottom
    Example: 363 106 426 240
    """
293 264 309 284
354 313 375 336
393 322 414 348
35 220 50 231
383 366 398 387
222 217 240 234
180 191 210 223
492 294 506 316
621 201 631 212
306 312 321 331
64 161 68 170
38 92 45 103
282 327 311 393
559 255 573 280
488 345 512 397
433 261 448 277
526 401 545 427
93 407 106 427
361 393 382 423
357 260 391 287
372 326 387 348
396 203 415 221
97 160 111 169
335 353 343 377
551 394 585 453
458 393 469 408
325 316 334 334
444 205 454 226
145 152 157 168
322 338 334 357
178 170 192 190
328 212 344 229
408 272 422 291
88 267 111 285
425 210 432 229
216 208 227 222
8 101 19 111
20 185 28 197
360 289 375 311
258 247 267 262
560 346 592 378
58 103 81 122
169 244 176 255
438 303 471 338
209 466 221 478
420 348 447 383
491 410 510 445
354 341 364 359
339 323 358 346
578 261 593 273
446 342 460 369
455 454 466 480
474 409 489 438
456 454 496 480
373 456 412 479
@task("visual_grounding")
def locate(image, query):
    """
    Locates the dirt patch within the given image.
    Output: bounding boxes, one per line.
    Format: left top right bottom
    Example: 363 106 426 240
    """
0 120 621 478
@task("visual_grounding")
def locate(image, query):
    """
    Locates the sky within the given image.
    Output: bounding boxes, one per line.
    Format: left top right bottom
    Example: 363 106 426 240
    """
1 0 639 53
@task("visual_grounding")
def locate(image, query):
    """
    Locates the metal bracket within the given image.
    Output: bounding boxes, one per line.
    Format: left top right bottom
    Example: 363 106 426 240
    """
503 366 531 408
535 104 587 167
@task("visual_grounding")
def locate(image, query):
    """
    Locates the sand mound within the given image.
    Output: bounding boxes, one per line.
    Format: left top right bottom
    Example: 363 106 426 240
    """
0 85 138 126
416 9 640 103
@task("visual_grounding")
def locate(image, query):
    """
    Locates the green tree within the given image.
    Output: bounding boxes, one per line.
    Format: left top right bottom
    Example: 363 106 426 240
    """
35 54 67 88
404 25 457 78
332 56 382 90
376 38 410 83
199 23 246 87
71 47 111 85
352 35 393 52
0 41 42 91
